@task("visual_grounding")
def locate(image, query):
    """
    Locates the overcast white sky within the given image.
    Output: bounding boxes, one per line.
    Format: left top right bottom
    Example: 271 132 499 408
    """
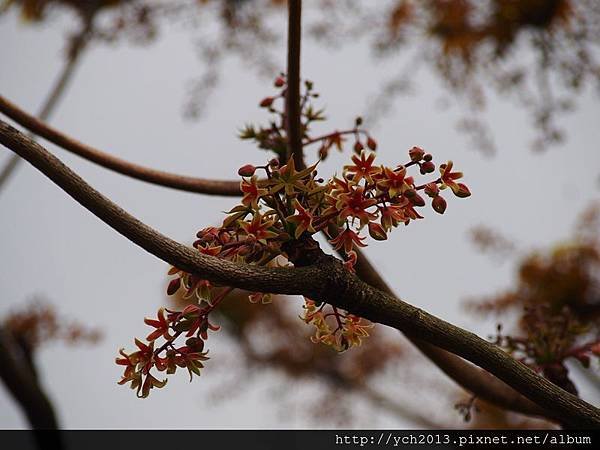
1 2 599 429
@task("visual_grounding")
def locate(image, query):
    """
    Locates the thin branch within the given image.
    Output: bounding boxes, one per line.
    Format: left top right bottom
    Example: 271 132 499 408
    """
286 0 304 168
0 20 92 195
0 119 315 291
0 153 20 190
0 95 242 196
1 121 599 428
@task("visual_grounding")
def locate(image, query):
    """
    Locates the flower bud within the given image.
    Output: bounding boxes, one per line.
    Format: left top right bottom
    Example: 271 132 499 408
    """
423 153 433 162
354 141 364 154
167 277 181 295
259 97 274 108
432 195 447 214
368 222 387 241
453 183 471 198
367 136 377 150
420 161 435 174
409 146 425 162
274 76 285 87
410 192 426 207
238 164 256 177
319 146 328 160
185 337 205 352
167 278 181 296
355 116 363 126
404 188 416 198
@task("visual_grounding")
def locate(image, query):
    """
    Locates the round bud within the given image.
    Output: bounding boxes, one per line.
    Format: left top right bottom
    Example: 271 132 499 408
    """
185 337 205 352
238 164 256 177
421 161 435 173
432 195 447 214
409 146 425 162
259 97 274 108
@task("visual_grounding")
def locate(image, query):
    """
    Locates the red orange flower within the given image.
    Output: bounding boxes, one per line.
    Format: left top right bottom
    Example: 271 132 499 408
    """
286 199 316 238
144 308 172 342
241 176 268 209
337 186 378 226
344 151 379 183
440 161 471 198
329 228 367 254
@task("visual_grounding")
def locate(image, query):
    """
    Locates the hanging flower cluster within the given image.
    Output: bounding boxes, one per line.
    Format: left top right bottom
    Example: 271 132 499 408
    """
117 76 471 396
116 298 224 398
300 299 374 352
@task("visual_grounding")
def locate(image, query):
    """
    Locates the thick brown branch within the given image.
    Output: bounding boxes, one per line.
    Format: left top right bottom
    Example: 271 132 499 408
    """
286 0 304 168
0 329 60 431
0 119 322 293
0 95 241 196
326 224 547 419
2 120 599 428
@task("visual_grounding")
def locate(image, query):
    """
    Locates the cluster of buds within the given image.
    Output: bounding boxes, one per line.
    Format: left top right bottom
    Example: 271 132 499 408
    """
118 77 471 395
241 75 378 161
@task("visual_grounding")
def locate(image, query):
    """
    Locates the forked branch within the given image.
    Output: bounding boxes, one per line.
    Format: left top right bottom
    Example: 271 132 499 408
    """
1 120 599 428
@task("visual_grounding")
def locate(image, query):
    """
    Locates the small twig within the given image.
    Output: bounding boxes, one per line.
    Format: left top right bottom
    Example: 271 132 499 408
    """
0 19 92 195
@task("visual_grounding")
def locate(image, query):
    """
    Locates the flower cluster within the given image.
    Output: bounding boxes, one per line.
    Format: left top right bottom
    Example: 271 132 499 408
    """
116 300 222 398
301 299 374 352
160 147 469 357
118 77 471 396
